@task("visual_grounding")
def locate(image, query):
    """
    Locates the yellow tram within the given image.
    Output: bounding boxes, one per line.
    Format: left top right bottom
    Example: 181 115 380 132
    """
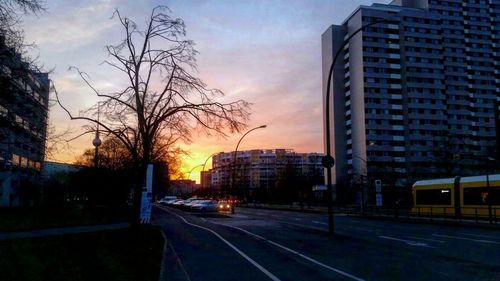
412 174 500 218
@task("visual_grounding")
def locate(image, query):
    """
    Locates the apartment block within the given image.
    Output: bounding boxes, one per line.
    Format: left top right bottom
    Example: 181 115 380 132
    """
0 36 49 206
203 149 324 198
322 0 500 191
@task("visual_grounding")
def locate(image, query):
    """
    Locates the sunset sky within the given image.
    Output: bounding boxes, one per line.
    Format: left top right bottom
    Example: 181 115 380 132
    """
22 0 382 182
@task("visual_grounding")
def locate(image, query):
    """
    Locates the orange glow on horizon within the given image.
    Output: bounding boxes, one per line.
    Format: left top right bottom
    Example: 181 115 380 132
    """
51 123 323 184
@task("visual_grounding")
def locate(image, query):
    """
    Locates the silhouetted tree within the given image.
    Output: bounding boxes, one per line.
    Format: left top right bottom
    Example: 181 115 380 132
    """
55 6 250 223
0 0 45 64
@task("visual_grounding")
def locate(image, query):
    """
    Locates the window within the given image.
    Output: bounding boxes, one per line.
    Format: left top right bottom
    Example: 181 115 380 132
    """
415 188 452 205
464 187 500 205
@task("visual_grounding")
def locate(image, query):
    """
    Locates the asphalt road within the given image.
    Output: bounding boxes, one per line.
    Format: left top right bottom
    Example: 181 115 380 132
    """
153 205 500 281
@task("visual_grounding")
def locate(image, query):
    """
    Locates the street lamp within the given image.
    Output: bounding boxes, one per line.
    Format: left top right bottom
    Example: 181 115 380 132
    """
485 157 496 224
186 164 204 195
231 125 267 210
352 154 368 215
201 152 218 194
324 17 399 234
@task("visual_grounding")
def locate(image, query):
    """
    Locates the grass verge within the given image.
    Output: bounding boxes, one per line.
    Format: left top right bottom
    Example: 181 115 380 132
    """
0 205 134 232
0 225 164 281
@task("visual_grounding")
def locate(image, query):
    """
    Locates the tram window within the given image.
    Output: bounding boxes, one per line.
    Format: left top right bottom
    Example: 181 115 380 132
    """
415 188 451 205
463 187 500 205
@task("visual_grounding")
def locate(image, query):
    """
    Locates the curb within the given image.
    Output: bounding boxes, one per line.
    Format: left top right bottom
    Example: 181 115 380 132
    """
157 227 191 281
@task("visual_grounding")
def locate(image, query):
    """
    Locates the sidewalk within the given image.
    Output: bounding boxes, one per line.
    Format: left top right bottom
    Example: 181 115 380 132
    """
0 222 130 241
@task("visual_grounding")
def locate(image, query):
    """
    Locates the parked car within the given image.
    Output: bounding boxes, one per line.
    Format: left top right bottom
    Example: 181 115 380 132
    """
158 198 175 205
182 199 204 210
191 200 218 212
158 196 177 205
171 199 187 207
166 199 183 206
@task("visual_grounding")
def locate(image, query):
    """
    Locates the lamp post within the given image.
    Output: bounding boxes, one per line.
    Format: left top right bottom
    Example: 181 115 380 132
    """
324 17 399 234
187 164 204 195
352 154 368 215
201 152 218 195
485 157 495 224
231 125 267 211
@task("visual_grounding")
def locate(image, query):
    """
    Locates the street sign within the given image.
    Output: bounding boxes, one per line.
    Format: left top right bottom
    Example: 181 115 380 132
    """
376 193 383 207
321 155 335 168
140 164 153 224
375 180 382 193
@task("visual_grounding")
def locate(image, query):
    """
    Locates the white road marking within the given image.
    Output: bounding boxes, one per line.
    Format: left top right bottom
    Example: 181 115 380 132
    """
275 220 326 231
405 236 445 243
342 226 374 233
312 220 327 225
159 207 281 281
458 233 500 240
219 223 366 281
432 234 500 245
168 240 193 281
378 236 435 248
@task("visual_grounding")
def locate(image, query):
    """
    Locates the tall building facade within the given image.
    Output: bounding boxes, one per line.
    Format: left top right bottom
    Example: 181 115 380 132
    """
0 36 49 206
203 149 324 198
322 0 499 192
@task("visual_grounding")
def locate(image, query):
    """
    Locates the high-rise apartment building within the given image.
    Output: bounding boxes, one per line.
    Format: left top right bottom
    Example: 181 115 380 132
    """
0 36 49 206
322 0 499 191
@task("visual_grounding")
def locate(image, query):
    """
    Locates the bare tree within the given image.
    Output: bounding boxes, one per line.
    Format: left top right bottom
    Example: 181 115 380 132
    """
54 6 250 222
0 0 45 63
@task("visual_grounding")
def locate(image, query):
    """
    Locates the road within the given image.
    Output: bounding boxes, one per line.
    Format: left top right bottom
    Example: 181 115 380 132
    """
153 205 500 281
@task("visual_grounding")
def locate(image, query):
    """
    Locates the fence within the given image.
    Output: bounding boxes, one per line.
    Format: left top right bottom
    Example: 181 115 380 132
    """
349 205 500 225
241 202 500 225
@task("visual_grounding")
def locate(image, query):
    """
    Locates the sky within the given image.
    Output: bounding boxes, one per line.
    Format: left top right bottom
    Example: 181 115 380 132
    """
22 0 384 182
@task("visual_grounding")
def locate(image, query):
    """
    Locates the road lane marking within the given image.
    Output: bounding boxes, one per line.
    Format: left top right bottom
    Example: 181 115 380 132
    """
168 240 193 281
458 233 500 240
158 206 281 281
218 223 366 281
432 234 500 245
342 226 374 233
312 220 327 225
405 236 445 243
378 236 434 248
275 220 326 231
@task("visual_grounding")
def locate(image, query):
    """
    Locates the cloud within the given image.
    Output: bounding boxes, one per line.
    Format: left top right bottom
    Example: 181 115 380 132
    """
24 0 120 50
20 0 385 166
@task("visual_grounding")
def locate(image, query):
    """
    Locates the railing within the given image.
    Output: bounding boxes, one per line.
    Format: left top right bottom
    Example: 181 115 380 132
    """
358 205 499 225
240 202 500 225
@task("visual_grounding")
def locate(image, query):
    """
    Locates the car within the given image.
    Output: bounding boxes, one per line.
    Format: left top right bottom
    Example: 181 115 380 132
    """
171 200 185 207
182 199 205 210
158 198 175 205
166 199 183 206
158 196 177 205
191 200 219 212
217 201 232 212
